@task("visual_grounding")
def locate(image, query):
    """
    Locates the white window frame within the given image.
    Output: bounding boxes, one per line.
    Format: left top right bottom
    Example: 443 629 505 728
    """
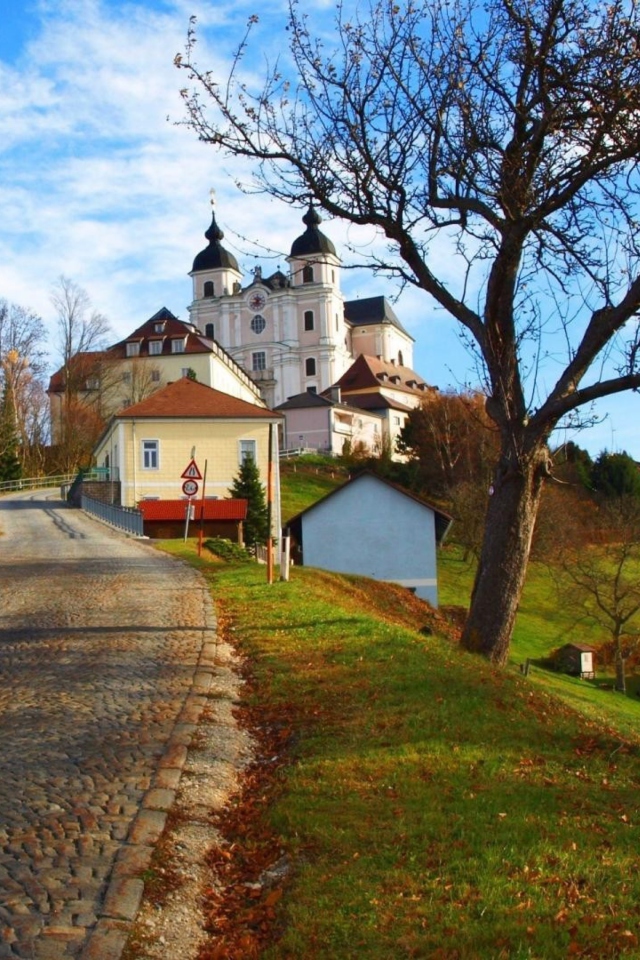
148 339 163 355
141 439 159 470
126 341 140 357
171 338 186 354
239 439 257 464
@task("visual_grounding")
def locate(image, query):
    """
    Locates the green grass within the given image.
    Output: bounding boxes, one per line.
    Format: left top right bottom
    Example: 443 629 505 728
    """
439 544 640 739
158 539 640 959
280 459 346 522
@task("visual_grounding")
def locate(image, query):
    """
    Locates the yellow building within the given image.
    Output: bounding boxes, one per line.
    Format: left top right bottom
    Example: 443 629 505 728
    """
48 307 265 443
92 377 282 533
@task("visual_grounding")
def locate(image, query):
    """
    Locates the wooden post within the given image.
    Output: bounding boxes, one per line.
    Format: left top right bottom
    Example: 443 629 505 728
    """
197 460 208 557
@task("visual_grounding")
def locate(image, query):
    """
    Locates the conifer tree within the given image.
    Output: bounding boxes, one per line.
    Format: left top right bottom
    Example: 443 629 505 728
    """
230 455 269 548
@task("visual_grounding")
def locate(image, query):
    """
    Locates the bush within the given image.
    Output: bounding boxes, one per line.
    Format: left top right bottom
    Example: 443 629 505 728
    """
203 537 252 563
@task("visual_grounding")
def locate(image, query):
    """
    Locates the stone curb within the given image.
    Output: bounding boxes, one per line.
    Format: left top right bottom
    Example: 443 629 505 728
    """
78 580 217 960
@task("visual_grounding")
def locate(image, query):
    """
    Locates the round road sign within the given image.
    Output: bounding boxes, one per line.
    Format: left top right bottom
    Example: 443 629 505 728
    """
182 479 199 497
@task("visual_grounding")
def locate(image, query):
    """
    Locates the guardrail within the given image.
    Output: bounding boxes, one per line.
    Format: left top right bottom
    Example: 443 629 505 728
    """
81 495 145 537
0 474 77 495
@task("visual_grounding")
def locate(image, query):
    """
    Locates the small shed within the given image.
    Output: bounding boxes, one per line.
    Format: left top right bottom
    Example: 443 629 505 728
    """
138 498 247 541
554 643 596 679
285 470 452 607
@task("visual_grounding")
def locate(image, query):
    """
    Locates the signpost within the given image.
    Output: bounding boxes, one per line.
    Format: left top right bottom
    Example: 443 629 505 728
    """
181 457 202 541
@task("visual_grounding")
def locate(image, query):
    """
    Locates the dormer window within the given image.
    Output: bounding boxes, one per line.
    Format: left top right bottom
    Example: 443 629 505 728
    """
377 371 388 382
154 322 165 334
126 341 141 357
171 337 187 354
149 340 163 356
390 375 401 384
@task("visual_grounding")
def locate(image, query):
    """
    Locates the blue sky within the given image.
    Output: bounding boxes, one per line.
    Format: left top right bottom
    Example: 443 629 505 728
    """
0 0 637 458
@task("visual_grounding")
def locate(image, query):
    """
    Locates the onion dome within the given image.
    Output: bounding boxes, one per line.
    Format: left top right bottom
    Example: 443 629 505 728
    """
290 203 336 257
192 209 240 272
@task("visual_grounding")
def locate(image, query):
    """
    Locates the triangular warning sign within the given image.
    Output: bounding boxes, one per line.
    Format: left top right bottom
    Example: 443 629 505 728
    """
181 458 202 480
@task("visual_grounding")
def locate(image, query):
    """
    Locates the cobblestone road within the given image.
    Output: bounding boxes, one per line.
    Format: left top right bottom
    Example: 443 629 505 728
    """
0 492 219 959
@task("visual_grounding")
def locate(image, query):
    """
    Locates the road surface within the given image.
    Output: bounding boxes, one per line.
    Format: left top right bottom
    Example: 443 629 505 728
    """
0 491 220 959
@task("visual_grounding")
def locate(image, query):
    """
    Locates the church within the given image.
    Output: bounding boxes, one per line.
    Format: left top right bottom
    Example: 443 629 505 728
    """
187 201 433 453
49 201 432 458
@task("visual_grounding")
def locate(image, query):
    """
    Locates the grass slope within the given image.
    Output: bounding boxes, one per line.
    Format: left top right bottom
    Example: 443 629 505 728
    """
159 540 640 959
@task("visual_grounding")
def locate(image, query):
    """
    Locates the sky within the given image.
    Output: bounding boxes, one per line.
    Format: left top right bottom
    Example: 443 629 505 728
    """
0 0 637 458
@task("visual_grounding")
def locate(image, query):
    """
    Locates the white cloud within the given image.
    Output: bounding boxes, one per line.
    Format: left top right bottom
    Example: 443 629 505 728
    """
0 0 635 457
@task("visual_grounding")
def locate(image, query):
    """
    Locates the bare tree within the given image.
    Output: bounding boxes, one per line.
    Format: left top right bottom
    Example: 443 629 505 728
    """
555 499 640 693
177 0 640 663
0 300 48 474
51 277 111 470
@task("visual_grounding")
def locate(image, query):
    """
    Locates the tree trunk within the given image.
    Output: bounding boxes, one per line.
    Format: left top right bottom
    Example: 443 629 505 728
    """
461 443 548 665
615 652 626 694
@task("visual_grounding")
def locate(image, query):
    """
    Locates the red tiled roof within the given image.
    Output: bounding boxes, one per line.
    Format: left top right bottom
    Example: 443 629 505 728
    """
137 498 248 521
334 355 433 397
117 377 281 420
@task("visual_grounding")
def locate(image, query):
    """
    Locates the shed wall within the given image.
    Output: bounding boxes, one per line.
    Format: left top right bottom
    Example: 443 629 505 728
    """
300 473 439 605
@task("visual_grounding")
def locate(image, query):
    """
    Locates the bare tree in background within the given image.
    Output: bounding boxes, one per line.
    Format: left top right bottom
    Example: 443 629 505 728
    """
0 300 48 474
555 499 640 693
178 0 640 663
51 276 112 471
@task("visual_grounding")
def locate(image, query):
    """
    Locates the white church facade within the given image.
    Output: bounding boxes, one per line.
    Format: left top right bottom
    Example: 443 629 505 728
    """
187 202 417 410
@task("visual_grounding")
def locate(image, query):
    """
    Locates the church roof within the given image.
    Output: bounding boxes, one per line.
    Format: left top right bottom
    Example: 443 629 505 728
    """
191 208 240 273
290 204 337 258
344 296 413 338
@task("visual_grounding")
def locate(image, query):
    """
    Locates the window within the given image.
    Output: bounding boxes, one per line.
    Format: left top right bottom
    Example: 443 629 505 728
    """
154 322 165 333
307 385 317 394
126 341 140 357
251 314 266 334
303 264 314 283
398 350 404 366
171 338 186 353
306 357 316 376
252 352 266 371
148 340 162 355
203 280 214 298
239 439 256 464
205 323 215 340
304 310 314 331
85 377 99 391
142 440 159 470
122 372 132 383
151 370 161 382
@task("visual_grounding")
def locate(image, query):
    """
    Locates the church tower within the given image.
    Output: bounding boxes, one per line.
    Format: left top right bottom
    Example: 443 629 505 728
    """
188 201 352 408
